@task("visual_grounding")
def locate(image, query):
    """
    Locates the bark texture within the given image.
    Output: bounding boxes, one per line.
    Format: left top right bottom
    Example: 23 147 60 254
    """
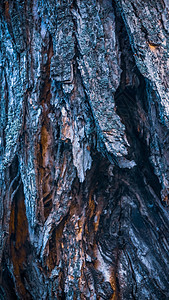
0 0 169 299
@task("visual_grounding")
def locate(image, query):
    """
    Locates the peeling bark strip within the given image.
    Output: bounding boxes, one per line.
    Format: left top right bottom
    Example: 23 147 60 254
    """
0 0 169 299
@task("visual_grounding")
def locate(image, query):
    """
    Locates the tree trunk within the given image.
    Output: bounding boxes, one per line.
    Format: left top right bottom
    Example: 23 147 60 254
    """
0 0 169 299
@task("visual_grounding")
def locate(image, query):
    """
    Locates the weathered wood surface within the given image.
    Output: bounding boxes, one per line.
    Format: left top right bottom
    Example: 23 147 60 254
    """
0 0 169 299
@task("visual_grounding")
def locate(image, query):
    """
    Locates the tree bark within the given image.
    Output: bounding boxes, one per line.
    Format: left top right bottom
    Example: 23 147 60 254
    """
0 0 169 299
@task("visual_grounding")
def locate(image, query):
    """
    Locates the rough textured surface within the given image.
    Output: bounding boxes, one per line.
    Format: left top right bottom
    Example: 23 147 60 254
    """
0 0 169 299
